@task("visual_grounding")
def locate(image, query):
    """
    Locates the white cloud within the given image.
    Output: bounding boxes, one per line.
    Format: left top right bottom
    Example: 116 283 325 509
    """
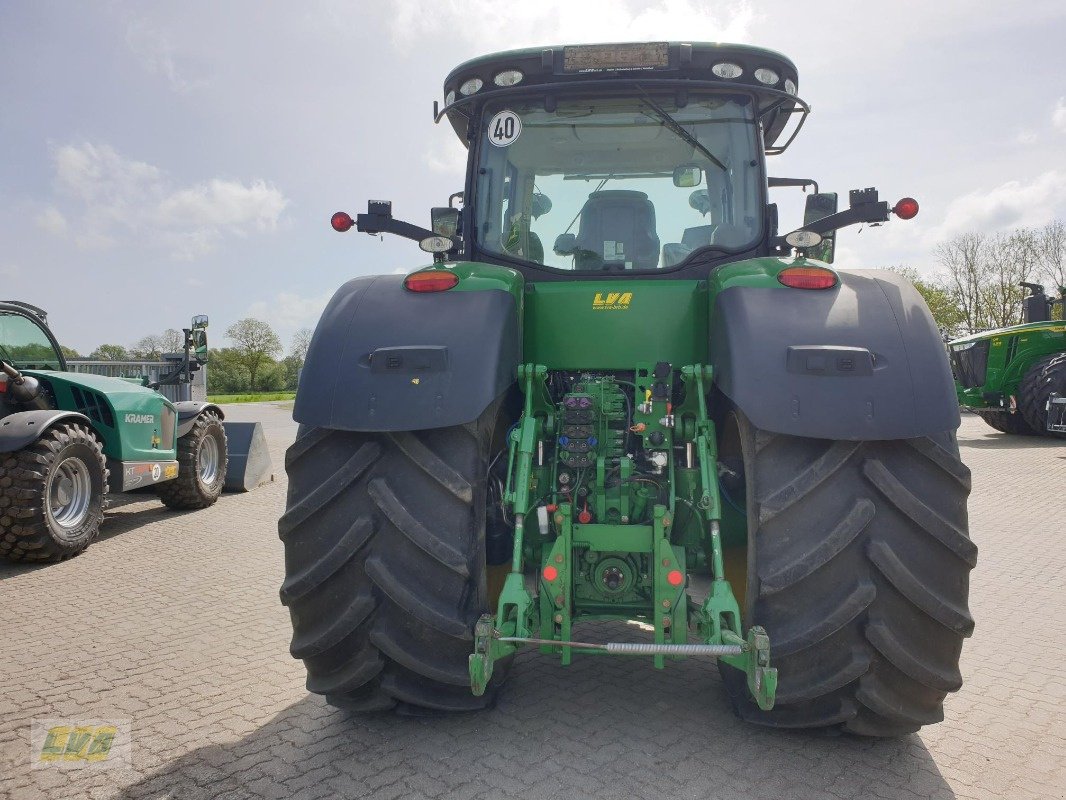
1053 97 1066 134
35 206 68 236
389 0 755 50
0 264 22 280
1014 129 1038 145
47 142 287 259
927 170 1066 242
244 290 333 340
124 18 205 93
55 142 162 206
159 179 288 230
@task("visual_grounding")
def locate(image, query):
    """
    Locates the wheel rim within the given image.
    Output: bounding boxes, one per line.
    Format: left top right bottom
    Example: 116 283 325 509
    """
198 434 220 486
48 457 92 532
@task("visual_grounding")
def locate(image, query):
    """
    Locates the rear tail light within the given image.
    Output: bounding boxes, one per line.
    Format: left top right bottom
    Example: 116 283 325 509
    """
778 266 837 289
892 197 919 220
404 270 459 292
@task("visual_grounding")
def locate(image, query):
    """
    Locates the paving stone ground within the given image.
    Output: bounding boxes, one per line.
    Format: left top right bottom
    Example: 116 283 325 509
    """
1 406 1064 800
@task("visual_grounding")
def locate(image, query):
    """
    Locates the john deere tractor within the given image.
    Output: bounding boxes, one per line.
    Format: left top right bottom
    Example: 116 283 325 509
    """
950 282 1066 436
281 42 974 736
0 302 228 562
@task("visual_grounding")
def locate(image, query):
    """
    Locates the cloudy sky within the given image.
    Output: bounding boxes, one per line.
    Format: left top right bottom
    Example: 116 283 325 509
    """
2 1 1064 353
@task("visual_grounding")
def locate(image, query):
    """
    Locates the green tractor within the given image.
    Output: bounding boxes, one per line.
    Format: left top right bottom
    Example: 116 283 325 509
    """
281 42 974 736
0 302 228 562
949 282 1066 436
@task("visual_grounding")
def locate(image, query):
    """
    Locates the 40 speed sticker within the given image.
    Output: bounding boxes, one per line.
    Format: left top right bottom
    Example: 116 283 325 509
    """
488 110 521 147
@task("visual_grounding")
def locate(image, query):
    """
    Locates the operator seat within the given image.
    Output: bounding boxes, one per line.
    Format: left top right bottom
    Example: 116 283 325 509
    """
570 190 660 270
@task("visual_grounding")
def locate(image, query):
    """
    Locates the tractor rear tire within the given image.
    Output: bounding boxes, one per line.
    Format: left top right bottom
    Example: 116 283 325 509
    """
278 403 507 713
155 411 228 509
973 408 1038 435
1018 353 1066 438
718 409 975 737
0 422 108 563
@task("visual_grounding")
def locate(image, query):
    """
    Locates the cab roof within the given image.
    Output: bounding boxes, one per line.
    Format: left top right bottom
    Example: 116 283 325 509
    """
440 42 804 153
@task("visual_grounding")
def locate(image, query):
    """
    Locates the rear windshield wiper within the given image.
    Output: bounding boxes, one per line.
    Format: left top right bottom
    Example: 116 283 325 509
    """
636 87 728 173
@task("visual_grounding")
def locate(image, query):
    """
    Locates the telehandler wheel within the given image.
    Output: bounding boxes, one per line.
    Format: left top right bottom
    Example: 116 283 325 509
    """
155 411 227 509
0 422 108 563
973 408 1039 435
1018 353 1066 438
278 403 509 714
718 409 975 737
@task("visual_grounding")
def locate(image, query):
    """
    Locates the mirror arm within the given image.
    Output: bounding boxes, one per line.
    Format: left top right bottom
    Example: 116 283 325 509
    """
775 189 890 247
768 177 819 193
354 200 461 253
356 215 438 243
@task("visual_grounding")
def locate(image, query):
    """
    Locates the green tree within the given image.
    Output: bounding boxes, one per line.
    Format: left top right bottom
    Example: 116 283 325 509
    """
1036 220 1065 320
280 355 303 391
225 318 282 391
935 228 1041 332
90 344 130 361
161 328 185 354
59 345 80 360
205 347 250 394
131 334 165 359
283 327 314 391
290 327 313 363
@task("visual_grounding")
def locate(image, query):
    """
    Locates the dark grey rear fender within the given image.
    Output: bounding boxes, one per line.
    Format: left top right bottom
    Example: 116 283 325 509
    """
710 270 960 440
294 275 521 432
0 410 93 453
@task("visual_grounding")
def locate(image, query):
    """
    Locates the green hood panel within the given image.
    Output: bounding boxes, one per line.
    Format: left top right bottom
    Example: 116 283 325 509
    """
25 370 177 461
950 320 1066 345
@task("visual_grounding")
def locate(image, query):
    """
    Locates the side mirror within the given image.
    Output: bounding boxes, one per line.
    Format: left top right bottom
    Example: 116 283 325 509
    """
191 330 208 363
531 192 552 220
673 165 702 188
689 190 712 216
431 207 460 237
554 233 577 256
803 193 838 263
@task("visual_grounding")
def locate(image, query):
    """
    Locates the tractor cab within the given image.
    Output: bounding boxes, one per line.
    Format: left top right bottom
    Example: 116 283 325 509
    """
333 42 917 275
0 301 65 373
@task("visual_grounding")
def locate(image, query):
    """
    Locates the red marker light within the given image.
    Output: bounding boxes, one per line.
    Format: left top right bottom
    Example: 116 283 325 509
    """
542 565 559 582
667 570 684 586
892 197 919 220
778 266 837 290
546 503 558 513
577 507 592 524
403 271 459 293
331 211 354 232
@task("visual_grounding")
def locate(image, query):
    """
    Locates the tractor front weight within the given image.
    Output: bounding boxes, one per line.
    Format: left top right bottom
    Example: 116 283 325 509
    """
469 363 778 710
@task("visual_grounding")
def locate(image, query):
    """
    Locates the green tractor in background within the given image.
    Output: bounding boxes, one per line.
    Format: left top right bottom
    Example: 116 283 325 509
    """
281 42 975 737
0 302 228 562
949 283 1066 436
